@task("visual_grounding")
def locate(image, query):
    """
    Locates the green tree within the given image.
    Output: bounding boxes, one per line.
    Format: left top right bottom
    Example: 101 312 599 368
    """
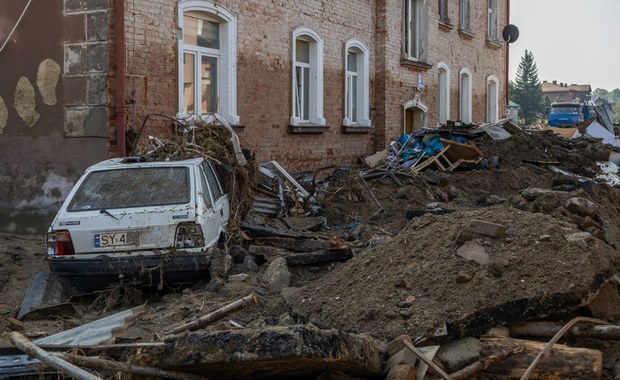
592 88 609 102
615 100 620 124
511 50 544 125
610 89 620 104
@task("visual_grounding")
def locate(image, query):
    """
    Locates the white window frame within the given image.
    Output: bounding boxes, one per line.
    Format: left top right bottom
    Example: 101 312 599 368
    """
460 0 471 32
343 39 370 127
177 0 239 124
437 61 450 125
459 68 473 124
486 75 499 122
487 0 499 41
290 27 325 126
404 0 427 62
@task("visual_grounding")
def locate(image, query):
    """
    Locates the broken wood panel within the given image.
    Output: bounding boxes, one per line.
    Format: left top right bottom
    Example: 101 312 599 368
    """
439 139 483 161
285 250 353 266
159 325 383 380
480 336 602 379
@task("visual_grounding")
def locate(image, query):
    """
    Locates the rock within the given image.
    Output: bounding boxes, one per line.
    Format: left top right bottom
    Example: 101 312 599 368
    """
587 281 620 318
456 270 474 283
539 234 551 242
435 337 482 373
456 241 489 265
565 232 594 249
426 202 444 210
455 230 474 244
242 255 259 272
229 245 248 263
206 277 225 292
209 248 233 278
470 220 507 239
520 188 555 201
565 197 598 217
228 274 249 283
263 257 291 292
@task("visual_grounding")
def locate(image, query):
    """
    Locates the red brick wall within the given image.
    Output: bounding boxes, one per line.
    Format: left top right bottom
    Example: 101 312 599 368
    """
114 0 506 170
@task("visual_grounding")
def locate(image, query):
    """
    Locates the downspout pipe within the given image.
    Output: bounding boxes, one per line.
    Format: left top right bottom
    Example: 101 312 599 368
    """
114 0 126 157
505 0 510 106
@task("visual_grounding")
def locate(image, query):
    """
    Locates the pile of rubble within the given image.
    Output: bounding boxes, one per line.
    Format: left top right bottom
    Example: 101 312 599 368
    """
4 115 620 379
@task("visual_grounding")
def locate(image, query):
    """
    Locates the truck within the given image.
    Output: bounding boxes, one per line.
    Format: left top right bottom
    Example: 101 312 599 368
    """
546 101 592 127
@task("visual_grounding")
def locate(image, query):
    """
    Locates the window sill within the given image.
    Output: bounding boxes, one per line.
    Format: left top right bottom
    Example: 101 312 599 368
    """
230 124 245 134
400 59 433 71
485 39 503 49
341 125 374 134
438 19 454 30
458 28 475 39
288 124 330 134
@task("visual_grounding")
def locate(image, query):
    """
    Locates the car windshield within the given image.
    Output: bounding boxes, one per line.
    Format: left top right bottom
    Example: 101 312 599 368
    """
68 167 190 211
550 106 579 115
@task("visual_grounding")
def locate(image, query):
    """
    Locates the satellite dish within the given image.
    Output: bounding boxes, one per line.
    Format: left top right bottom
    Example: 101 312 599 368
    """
502 24 519 43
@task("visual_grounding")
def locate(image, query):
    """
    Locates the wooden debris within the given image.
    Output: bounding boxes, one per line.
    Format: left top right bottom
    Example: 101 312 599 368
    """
509 321 620 341
450 346 524 380
253 237 344 252
364 149 388 168
480 336 603 379
400 340 450 380
285 250 352 266
55 352 209 380
6 317 25 331
440 138 483 161
386 335 414 357
164 294 257 335
385 364 416 380
9 332 102 380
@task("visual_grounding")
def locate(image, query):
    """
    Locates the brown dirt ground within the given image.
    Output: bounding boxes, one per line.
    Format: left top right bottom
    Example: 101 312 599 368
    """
3 128 620 377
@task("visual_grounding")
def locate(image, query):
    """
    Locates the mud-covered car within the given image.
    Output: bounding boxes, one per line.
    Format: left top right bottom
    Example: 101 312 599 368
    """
45 156 229 294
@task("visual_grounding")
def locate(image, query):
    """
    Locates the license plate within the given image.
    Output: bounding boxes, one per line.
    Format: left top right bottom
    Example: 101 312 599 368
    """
95 233 128 247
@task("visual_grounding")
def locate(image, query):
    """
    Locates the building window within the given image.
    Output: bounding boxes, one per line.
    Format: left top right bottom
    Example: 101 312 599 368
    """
404 0 427 62
438 0 449 24
343 39 370 127
177 1 239 124
459 68 472 124
460 0 471 32
291 27 325 126
437 62 450 125
487 75 499 122
487 0 499 41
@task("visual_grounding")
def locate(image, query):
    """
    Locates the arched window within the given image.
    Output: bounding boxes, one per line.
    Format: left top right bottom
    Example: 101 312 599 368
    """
487 75 499 122
437 62 450 125
177 1 239 124
343 39 370 126
291 27 324 126
459 68 472 124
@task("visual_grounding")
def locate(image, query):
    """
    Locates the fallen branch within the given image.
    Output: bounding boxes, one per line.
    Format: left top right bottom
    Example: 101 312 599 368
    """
401 339 451 380
55 352 209 380
520 316 607 380
164 294 257 335
9 332 102 380
450 346 524 380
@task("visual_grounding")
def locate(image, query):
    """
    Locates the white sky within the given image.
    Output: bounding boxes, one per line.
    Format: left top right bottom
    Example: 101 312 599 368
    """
509 0 620 91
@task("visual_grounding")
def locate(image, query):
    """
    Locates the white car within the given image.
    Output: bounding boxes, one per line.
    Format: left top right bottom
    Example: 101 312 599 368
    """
45 156 229 294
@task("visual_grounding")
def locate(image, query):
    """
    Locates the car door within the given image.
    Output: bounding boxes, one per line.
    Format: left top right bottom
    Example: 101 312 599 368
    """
201 162 229 226
196 165 223 247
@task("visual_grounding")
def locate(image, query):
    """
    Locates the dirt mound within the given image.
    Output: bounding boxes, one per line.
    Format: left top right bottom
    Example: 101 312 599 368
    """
288 205 618 341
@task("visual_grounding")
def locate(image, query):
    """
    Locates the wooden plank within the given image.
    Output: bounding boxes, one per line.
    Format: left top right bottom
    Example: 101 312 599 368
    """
480 336 602 379
440 139 483 161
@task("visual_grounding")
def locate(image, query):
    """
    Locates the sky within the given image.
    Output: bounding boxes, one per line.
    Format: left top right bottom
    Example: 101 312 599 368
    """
509 0 620 91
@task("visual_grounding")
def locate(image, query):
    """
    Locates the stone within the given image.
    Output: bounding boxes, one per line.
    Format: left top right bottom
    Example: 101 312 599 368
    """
87 11 109 41
0 96 7 134
456 270 474 283
263 257 290 293
520 188 555 201
456 241 489 265
229 245 248 263
242 255 259 272
587 281 620 318
565 197 598 217
228 274 249 283
470 219 507 239
565 232 593 249
539 234 551 242
64 43 108 74
435 337 482 373
209 248 232 279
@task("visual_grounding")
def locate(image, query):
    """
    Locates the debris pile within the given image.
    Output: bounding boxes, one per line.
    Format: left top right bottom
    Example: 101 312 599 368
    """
4 117 620 379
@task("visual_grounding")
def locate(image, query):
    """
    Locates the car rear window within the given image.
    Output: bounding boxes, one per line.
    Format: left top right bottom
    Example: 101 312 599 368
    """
68 167 190 211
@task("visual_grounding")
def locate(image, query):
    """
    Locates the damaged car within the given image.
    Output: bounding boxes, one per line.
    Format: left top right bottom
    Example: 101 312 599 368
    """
45 156 229 294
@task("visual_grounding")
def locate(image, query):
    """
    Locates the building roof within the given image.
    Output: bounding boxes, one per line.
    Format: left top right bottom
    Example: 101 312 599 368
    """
542 81 591 93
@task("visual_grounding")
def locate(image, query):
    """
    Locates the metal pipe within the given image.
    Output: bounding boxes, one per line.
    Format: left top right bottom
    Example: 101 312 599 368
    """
114 0 126 157
505 0 510 107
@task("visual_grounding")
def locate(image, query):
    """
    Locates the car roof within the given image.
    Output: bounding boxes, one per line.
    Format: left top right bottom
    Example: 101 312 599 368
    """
85 157 205 172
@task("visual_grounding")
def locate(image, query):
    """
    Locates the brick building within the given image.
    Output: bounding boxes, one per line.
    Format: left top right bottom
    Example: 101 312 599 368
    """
542 80 592 103
0 0 508 232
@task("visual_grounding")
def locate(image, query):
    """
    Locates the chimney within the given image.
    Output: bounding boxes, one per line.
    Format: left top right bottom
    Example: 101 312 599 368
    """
552 80 557 85
543 80 548 83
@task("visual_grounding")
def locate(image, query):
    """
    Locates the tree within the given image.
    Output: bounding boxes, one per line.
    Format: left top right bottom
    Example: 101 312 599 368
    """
511 50 544 125
615 100 620 124
592 88 609 102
